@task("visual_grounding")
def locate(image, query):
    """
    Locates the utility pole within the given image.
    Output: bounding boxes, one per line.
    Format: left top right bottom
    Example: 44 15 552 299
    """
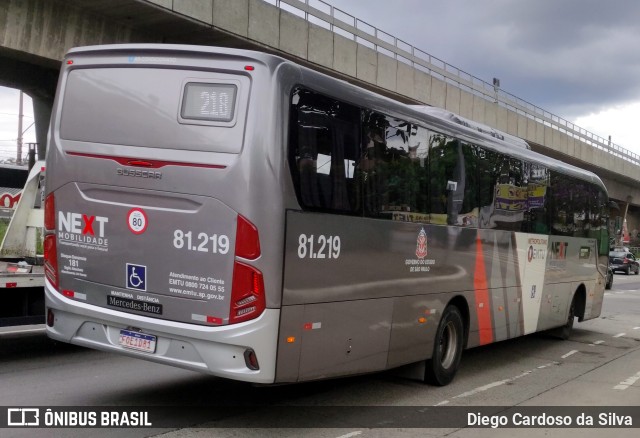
17 91 23 165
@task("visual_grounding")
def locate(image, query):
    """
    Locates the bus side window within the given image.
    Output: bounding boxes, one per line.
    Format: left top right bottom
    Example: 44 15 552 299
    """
361 112 429 222
593 186 610 256
571 180 590 237
324 119 360 211
478 149 525 231
525 163 550 234
548 171 573 236
429 134 455 225
296 118 322 207
429 136 477 227
289 88 361 214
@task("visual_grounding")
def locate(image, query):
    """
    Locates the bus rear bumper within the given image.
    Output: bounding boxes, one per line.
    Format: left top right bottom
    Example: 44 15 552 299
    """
45 284 279 384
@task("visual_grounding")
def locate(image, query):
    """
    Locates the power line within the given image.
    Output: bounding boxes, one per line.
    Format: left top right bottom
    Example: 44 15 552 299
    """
0 112 33 118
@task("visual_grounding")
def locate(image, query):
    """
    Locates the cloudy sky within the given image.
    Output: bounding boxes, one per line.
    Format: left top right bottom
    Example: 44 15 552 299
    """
2 0 640 160
0 88 36 162
326 0 640 154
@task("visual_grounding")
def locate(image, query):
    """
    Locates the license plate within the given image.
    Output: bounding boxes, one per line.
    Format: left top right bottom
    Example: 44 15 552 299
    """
118 329 157 353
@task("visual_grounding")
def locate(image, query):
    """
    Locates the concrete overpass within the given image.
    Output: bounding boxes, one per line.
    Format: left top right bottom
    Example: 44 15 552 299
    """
1 0 639 238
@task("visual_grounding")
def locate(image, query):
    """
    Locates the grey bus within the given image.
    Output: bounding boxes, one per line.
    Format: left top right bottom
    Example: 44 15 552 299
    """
44 44 609 385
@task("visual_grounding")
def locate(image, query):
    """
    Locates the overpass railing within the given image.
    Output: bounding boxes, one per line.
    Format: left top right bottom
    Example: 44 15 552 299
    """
268 0 640 167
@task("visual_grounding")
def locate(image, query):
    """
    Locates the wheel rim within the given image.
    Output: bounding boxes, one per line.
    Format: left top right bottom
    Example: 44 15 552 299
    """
439 320 458 370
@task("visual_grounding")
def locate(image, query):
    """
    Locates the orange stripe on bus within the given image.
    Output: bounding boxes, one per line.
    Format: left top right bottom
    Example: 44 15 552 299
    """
475 235 493 345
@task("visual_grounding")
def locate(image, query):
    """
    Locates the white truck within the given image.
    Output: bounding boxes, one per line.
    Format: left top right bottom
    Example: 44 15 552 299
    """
0 161 45 326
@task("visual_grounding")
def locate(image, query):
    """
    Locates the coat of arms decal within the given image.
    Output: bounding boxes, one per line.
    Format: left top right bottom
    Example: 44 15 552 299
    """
415 228 428 259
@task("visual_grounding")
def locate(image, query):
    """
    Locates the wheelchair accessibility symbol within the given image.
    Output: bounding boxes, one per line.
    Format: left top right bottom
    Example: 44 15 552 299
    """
126 263 147 291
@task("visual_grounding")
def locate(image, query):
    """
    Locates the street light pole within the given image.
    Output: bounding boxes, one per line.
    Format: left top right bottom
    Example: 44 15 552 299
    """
17 91 23 165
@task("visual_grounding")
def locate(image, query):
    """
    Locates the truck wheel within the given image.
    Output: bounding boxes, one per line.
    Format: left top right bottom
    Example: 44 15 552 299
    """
425 305 464 386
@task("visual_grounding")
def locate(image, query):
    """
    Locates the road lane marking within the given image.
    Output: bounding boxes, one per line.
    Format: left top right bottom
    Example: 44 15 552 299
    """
613 333 626 338
434 400 450 406
446 362 557 403
561 350 578 359
633 327 640 330
335 431 362 438
607 290 638 295
0 327 46 336
452 371 532 399
614 371 640 390
589 340 605 346
453 379 511 398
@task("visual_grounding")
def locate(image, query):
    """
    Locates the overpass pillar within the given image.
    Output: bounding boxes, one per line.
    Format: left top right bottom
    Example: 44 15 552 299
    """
615 196 634 247
32 96 53 160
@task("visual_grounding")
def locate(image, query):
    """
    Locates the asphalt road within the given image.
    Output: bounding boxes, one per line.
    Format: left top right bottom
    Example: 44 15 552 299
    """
1 275 639 437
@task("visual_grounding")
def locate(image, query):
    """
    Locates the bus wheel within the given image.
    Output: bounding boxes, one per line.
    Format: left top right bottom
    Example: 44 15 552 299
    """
552 295 576 340
425 305 464 386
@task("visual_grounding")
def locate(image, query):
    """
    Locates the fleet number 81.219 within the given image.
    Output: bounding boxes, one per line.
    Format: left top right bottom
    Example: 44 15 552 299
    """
173 229 230 254
297 234 341 259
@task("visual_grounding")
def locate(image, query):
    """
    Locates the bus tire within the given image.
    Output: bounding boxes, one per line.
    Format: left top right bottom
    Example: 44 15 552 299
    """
553 295 576 340
425 305 464 386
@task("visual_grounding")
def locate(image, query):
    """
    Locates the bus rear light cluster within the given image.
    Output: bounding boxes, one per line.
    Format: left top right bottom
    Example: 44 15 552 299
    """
44 193 55 230
235 215 261 259
43 193 59 289
230 261 265 324
236 307 255 317
235 295 257 307
229 215 265 325
43 234 58 289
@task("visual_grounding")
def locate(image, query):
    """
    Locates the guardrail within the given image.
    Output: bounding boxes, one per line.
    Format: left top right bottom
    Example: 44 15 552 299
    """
267 0 640 167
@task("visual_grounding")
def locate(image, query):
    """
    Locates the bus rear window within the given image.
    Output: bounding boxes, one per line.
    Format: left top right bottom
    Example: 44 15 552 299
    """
59 68 247 153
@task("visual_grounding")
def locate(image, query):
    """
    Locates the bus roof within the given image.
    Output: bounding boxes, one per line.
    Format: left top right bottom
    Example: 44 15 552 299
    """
408 106 531 150
65 43 607 193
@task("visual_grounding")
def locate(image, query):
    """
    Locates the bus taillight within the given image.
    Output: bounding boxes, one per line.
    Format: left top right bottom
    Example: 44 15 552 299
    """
43 193 58 289
44 193 55 230
44 235 58 289
230 261 265 324
235 215 260 260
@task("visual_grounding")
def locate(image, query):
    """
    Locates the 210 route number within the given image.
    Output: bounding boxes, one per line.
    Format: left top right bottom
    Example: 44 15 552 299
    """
298 234 341 259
